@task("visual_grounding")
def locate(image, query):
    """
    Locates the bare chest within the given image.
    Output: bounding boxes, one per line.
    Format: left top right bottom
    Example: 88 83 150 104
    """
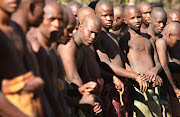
128 36 152 53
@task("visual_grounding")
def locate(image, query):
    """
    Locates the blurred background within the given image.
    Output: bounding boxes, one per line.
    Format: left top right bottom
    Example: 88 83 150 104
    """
57 0 180 11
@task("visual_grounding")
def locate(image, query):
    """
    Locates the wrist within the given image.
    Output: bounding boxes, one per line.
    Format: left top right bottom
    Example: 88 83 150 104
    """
134 73 141 80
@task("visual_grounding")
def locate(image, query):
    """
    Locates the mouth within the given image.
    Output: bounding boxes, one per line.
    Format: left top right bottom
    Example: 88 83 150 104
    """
135 24 141 28
9 2 18 8
146 18 151 23
158 29 163 32
106 22 112 26
87 40 93 45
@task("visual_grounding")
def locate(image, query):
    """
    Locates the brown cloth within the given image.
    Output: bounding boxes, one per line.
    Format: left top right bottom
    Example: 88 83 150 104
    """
1 72 39 117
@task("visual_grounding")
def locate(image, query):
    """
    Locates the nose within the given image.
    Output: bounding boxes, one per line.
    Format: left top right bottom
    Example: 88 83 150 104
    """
52 19 60 28
160 22 164 28
91 33 95 39
107 15 111 20
147 13 150 18
135 17 140 23
69 32 73 37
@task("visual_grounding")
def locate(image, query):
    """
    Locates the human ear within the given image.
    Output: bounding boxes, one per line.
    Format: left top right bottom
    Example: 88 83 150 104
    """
168 33 172 39
79 24 83 31
30 3 35 15
123 18 127 24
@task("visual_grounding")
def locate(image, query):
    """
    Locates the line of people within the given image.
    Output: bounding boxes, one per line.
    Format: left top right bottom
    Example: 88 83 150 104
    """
0 0 179 117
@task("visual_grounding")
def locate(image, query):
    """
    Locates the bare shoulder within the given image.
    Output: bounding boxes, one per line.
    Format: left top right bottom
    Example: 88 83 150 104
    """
57 38 77 56
156 38 167 47
26 28 41 53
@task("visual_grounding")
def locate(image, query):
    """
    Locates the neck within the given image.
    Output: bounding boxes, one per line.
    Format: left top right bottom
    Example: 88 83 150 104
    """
73 30 83 47
102 26 109 34
147 24 157 36
38 29 51 50
0 9 11 27
141 23 148 30
129 28 140 35
112 29 121 35
12 10 29 33
147 24 159 42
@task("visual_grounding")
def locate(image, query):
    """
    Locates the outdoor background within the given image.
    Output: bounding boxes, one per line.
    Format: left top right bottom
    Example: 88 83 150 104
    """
56 0 180 11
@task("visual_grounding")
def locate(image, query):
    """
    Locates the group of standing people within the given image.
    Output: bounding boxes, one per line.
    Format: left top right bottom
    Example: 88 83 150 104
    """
0 0 179 117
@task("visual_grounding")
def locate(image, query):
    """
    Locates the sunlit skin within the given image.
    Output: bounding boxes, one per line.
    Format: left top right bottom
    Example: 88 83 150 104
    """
66 1 82 17
124 5 142 32
121 5 162 116
144 7 167 42
112 6 124 31
138 1 152 31
95 1 114 33
58 9 76 44
39 1 64 46
167 9 180 24
156 22 180 117
77 6 95 24
58 14 103 115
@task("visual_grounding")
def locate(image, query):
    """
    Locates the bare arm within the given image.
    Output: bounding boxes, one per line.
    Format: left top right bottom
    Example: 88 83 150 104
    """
149 38 162 74
95 42 140 79
58 39 83 87
156 39 179 96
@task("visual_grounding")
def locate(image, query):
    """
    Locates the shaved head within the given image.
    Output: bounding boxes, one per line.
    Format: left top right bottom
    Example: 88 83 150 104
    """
138 1 151 9
77 6 95 24
66 1 82 17
112 6 124 30
151 7 167 21
149 7 167 34
114 6 124 18
40 1 64 40
95 1 113 31
167 9 180 24
58 9 76 43
138 1 152 25
163 22 180 47
44 1 63 15
62 8 69 28
95 1 113 14
82 14 102 29
80 14 102 46
124 5 142 31
164 22 180 37
124 5 141 19
66 9 76 29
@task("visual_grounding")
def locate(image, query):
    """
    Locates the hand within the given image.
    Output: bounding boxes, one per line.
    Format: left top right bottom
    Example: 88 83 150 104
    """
145 68 158 82
78 81 97 95
135 78 148 93
79 94 96 106
113 76 124 94
93 102 102 116
137 73 149 82
152 75 163 87
23 77 44 93
174 88 180 99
